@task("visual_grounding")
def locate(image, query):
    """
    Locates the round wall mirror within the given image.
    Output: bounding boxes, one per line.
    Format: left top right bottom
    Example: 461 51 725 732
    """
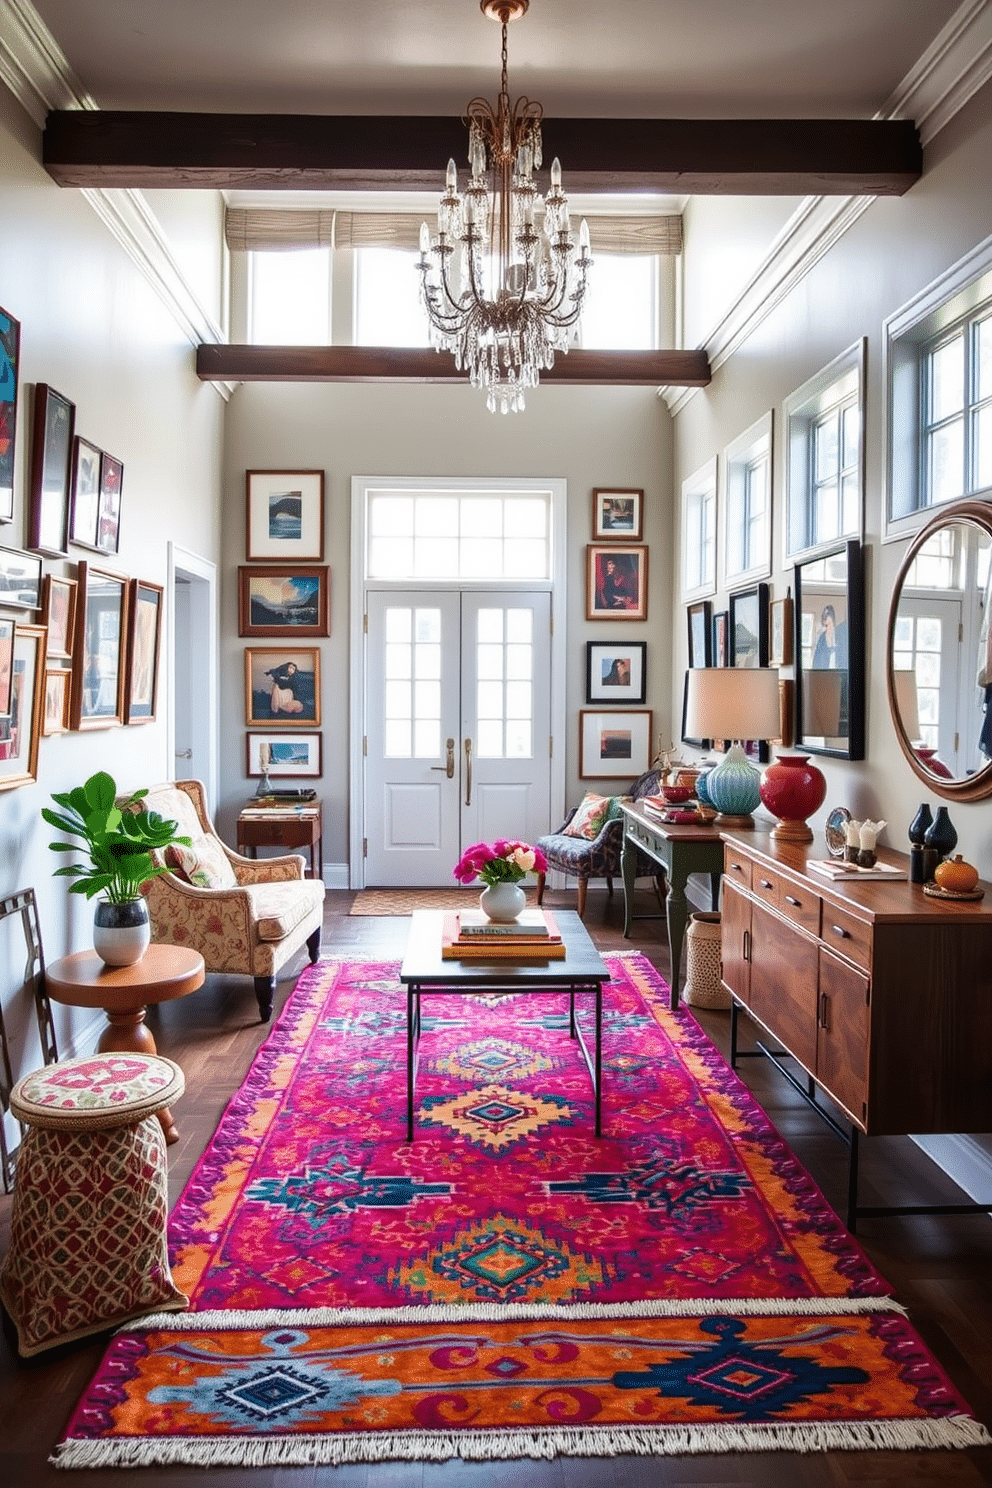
887 499 992 800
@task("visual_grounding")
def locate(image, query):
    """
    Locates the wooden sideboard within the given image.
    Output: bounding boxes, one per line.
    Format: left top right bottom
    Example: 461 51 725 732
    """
719 828 992 1227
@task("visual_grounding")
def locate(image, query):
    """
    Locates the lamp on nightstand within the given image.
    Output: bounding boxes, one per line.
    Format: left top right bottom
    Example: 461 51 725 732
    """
683 667 781 827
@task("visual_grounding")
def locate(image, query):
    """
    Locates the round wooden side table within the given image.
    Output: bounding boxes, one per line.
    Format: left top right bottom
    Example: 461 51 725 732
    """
44 944 205 1145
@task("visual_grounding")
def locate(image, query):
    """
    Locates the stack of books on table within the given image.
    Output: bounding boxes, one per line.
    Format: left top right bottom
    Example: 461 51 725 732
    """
441 907 566 960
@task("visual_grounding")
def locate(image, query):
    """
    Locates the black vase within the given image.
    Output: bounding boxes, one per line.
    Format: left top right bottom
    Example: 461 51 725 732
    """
923 806 957 864
908 802 933 846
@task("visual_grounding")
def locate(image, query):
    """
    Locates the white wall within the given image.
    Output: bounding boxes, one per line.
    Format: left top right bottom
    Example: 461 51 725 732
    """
0 88 224 1090
673 79 992 883
219 381 672 866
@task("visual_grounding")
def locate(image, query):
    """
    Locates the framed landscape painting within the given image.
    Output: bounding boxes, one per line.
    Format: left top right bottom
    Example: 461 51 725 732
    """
246 470 324 562
0 623 45 791
238 565 329 638
124 578 163 724
245 646 321 726
69 435 103 549
579 708 652 778
70 561 128 730
247 731 322 778
592 488 643 541
28 383 75 556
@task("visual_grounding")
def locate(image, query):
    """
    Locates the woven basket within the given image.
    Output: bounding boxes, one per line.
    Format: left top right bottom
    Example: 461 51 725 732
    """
683 911 730 1009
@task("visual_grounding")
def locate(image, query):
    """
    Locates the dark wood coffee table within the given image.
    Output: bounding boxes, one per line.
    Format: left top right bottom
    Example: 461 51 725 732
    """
399 909 610 1141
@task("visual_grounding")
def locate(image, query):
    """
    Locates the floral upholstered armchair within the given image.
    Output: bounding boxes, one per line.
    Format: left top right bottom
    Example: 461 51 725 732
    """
535 769 664 919
133 780 324 1022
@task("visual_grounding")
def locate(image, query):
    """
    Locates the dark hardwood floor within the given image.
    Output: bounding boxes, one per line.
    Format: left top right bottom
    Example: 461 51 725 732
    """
2 884 992 1485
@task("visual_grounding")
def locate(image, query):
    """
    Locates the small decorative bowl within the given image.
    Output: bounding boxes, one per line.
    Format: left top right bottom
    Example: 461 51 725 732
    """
661 784 693 805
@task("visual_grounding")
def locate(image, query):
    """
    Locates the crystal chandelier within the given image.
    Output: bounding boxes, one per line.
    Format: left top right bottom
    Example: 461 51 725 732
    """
417 0 592 414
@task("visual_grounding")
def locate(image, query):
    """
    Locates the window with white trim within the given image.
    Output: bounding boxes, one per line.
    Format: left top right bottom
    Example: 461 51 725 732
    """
366 487 552 581
885 237 992 537
722 413 772 587
579 254 659 350
784 342 864 560
249 248 331 345
681 458 717 599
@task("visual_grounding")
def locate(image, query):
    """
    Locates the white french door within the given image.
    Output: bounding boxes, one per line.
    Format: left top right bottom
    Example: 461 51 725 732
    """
364 589 552 885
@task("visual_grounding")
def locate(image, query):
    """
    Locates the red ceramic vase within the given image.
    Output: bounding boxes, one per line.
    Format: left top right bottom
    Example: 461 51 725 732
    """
758 753 827 843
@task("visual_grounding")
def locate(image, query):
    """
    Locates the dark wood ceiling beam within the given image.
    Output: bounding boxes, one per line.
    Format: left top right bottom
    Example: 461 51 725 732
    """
195 344 711 387
44 113 921 195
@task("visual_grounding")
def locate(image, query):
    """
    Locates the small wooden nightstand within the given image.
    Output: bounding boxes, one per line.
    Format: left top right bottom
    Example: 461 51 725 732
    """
236 802 323 880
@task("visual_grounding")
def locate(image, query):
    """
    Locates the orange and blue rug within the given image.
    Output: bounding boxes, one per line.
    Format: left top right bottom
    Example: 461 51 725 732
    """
54 952 990 1467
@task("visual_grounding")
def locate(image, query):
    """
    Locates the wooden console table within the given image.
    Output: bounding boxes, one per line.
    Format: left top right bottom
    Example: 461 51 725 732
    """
237 802 323 879
44 944 205 1145
719 828 992 1230
620 802 723 1006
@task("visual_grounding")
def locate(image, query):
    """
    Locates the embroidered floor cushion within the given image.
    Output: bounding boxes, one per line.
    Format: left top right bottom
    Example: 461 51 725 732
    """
0 1054 189 1357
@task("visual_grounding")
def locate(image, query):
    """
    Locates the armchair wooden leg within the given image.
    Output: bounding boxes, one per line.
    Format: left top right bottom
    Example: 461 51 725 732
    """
605 876 614 898
254 975 275 1023
307 928 321 963
536 873 546 906
577 878 588 919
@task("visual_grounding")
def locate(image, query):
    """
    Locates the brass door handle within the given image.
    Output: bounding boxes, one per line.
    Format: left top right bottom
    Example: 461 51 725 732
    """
464 737 473 806
430 738 455 778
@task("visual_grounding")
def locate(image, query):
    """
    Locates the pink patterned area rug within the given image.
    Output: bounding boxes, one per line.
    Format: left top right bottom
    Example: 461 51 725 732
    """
54 953 989 1468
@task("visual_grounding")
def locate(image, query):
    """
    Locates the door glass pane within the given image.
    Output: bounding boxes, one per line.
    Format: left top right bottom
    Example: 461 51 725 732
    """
477 720 503 756
478 609 504 643
477 644 504 680
383 606 443 757
477 680 504 718
506 609 533 642
506 720 532 757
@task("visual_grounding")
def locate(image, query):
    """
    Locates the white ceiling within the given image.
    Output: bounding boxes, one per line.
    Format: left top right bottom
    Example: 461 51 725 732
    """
28 0 962 120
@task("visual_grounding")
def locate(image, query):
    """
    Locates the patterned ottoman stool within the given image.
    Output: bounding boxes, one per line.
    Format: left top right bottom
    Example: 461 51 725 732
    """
0 1052 189 1357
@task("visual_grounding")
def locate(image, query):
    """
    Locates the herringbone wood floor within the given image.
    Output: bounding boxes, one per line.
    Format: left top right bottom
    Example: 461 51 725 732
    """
2 885 991 1485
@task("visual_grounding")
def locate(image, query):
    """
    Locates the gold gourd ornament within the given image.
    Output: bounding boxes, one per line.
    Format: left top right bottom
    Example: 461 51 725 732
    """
932 854 980 894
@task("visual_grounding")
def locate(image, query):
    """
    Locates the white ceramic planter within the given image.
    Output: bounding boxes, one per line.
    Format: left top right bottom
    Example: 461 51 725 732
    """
93 898 151 967
479 882 526 922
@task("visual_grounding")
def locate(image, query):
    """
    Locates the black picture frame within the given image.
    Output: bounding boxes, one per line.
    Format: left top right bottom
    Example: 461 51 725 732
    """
730 581 770 763
585 640 647 704
794 539 865 760
28 383 75 557
712 609 729 668
0 304 21 524
687 599 712 668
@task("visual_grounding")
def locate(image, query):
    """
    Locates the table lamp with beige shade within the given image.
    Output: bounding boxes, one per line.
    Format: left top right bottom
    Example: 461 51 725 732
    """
683 667 780 827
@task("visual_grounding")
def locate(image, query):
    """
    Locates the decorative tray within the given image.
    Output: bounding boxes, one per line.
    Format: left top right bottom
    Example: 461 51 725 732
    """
922 881 985 901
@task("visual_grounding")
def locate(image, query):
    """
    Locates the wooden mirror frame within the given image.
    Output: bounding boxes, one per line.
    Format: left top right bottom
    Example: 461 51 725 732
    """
886 498 992 801
793 539 866 759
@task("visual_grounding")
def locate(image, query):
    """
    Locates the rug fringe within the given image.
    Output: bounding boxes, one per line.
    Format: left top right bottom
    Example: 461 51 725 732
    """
126 1295 906 1334
51 1415 992 1469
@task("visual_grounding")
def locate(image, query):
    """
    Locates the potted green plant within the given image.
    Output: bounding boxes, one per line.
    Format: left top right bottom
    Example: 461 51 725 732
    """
43 770 191 966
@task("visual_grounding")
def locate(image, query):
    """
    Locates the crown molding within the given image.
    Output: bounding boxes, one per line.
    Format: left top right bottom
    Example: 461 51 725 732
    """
0 0 93 124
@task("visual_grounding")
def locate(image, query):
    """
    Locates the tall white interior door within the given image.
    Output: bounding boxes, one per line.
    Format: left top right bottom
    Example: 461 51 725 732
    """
364 589 551 885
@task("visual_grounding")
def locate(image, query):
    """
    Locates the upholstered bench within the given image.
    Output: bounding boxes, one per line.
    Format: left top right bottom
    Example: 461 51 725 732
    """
0 1052 188 1357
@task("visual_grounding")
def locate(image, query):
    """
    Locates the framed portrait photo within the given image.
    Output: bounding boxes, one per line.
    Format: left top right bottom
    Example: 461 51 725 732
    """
246 470 324 562
41 573 77 661
712 608 729 668
687 599 712 668
0 623 45 791
28 383 75 557
96 451 124 555
247 731 322 779
0 304 21 524
592 488 643 541
68 435 103 549
585 640 646 704
238 564 330 638
586 544 648 621
769 594 794 667
42 667 71 736
0 543 42 610
124 578 163 724
70 561 129 731
245 646 321 727
579 708 653 779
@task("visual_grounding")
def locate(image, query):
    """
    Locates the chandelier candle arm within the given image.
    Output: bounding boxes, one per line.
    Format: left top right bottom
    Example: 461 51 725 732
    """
417 0 592 413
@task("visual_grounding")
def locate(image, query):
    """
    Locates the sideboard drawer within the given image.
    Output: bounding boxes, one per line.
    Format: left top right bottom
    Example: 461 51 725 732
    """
777 876 821 936
723 843 753 890
820 902 872 971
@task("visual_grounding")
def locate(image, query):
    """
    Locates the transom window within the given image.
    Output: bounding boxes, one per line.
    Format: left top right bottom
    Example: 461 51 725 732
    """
366 490 551 581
